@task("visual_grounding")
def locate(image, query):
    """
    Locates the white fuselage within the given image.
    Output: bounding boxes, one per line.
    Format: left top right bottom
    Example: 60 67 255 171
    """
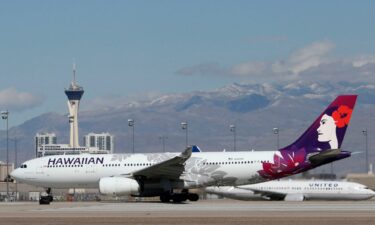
206 180 375 201
12 151 276 189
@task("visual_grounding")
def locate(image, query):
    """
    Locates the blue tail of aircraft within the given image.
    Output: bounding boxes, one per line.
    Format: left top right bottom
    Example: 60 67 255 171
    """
192 145 201 153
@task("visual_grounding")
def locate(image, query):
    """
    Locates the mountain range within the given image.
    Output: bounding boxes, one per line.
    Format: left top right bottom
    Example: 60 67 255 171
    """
1 81 374 176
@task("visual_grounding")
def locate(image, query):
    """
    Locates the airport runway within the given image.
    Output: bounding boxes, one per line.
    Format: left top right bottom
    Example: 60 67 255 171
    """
0 200 374 225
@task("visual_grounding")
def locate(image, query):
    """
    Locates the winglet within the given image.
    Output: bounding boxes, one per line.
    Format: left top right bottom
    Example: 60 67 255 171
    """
192 145 201 152
181 146 193 159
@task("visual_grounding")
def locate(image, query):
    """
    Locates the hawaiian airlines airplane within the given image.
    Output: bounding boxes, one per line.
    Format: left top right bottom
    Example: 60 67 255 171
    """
206 180 375 201
11 95 357 204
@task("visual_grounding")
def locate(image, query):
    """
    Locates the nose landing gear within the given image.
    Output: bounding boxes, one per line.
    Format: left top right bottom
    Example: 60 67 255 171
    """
39 188 53 205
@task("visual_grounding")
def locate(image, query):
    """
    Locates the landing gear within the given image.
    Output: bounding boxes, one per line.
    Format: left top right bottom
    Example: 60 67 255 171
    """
187 193 199 201
171 193 188 203
39 188 53 205
160 193 171 203
159 190 199 203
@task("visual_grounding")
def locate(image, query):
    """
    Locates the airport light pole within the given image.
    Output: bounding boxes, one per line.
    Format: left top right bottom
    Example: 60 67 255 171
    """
1 110 9 200
181 122 188 147
13 137 17 201
128 119 135 153
363 129 368 173
230 124 236 151
159 136 168 152
273 127 279 150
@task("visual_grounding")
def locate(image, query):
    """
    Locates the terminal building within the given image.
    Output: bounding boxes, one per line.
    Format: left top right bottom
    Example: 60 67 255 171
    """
0 162 13 182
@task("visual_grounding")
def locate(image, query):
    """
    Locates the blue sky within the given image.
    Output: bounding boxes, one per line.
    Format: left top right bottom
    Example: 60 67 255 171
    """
1 0 375 125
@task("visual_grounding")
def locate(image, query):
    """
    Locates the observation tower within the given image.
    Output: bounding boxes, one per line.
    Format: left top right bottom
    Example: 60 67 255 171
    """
65 64 84 148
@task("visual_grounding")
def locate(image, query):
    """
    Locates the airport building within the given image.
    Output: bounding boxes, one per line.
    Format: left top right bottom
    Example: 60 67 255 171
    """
0 162 13 182
83 133 114 153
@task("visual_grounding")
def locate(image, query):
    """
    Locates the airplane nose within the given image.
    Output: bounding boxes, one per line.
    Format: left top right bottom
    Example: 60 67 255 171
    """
10 168 21 180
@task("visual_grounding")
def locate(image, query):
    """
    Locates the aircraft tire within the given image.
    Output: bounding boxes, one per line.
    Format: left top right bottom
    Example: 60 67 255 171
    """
172 194 188 203
39 196 51 205
188 193 199 201
160 194 171 203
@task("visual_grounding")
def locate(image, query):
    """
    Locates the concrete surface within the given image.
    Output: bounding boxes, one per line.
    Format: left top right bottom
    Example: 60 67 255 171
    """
0 199 374 225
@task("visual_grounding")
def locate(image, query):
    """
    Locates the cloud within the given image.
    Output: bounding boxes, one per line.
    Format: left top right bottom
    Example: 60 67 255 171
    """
231 61 269 76
277 40 335 74
0 88 43 112
229 40 336 77
175 63 228 77
351 55 375 67
176 40 375 83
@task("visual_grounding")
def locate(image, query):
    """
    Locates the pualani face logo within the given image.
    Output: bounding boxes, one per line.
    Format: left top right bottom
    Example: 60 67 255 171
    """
47 156 104 166
317 105 353 149
257 95 356 180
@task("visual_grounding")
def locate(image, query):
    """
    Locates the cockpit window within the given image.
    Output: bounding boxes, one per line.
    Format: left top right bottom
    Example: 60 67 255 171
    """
20 164 27 168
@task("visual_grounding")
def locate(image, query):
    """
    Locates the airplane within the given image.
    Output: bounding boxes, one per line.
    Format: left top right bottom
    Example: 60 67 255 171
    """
11 95 357 204
205 179 375 201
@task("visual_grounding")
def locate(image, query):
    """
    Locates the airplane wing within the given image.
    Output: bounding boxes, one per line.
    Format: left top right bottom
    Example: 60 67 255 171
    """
237 187 286 200
131 146 192 180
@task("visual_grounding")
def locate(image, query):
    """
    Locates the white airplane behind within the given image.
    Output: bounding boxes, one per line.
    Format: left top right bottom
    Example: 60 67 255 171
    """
205 180 375 201
11 95 357 204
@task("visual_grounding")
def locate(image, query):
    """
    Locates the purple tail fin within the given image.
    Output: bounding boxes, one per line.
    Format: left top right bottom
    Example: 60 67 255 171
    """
281 95 357 153
258 95 357 180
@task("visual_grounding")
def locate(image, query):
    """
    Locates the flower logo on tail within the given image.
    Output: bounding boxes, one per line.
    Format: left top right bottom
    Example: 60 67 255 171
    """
332 105 353 128
258 148 307 179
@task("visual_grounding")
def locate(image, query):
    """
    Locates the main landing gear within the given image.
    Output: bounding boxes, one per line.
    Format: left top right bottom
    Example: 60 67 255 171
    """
39 188 53 205
159 189 199 203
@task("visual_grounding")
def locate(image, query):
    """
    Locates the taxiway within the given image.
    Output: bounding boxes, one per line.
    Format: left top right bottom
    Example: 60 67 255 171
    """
0 200 374 225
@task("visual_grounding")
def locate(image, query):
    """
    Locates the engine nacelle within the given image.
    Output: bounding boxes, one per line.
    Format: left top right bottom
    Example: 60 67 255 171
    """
284 193 305 201
99 177 140 196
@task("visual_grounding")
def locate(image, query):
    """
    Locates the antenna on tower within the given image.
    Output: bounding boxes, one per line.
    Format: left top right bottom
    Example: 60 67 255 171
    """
72 59 76 85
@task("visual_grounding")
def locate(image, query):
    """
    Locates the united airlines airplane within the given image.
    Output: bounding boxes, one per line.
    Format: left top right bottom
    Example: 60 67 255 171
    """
206 180 375 201
11 95 357 204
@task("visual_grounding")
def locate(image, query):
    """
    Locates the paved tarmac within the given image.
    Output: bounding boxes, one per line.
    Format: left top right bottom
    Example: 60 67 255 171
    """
0 200 374 225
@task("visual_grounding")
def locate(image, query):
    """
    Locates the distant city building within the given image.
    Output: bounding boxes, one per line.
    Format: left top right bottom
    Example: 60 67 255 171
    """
84 133 114 153
35 64 113 157
36 144 110 157
35 133 57 156
35 65 114 157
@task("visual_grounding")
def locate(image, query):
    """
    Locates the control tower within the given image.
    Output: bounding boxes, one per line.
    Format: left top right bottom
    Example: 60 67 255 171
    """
65 64 84 148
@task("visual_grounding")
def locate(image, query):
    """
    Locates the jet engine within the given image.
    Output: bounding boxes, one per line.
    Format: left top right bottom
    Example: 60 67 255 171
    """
99 177 140 196
284 193 305 201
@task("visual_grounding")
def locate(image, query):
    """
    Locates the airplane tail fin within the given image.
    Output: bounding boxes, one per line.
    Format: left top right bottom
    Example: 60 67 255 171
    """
258 95 357 180
282 95 357 152
192 145 201 152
